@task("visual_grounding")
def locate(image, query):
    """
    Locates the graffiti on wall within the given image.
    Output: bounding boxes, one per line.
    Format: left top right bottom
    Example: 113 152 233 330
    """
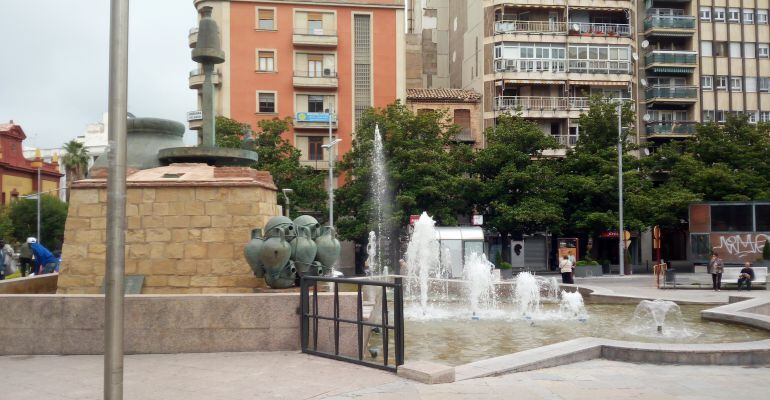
711 233 770 261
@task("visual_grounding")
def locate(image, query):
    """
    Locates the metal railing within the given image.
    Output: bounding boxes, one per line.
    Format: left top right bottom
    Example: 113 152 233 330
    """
568 60 631 74
494 58 567 73
645 51 697 66
494 20 567 34
645 85 698 100
554 135 579 147
454 128 475 142
189 68 220 77
647 8 686 17
645 121 697 135
494 96 591 111
644 15 696 30
300 159 330 169
294 70 338 78
568 22 632 37
294 27 337 36
300 276 404 372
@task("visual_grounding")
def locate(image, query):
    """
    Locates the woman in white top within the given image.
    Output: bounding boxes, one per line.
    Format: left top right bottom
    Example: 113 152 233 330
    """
559 255 574 284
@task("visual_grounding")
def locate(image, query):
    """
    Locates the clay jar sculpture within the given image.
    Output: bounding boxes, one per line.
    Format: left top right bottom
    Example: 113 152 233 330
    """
315 226 341 274
259 226 295 289
244 228 265 277
292 226 320 276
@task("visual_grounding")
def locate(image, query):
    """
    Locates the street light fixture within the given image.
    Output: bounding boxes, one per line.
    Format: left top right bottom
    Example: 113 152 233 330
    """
617 103 625 277
322 137 341 230
281 188 294 217
30 149 43 245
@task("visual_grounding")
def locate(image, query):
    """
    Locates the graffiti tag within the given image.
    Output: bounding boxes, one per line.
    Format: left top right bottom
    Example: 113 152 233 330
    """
712 233 770 259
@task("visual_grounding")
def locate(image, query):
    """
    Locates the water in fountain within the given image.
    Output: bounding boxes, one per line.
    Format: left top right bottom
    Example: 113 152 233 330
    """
463 252 498 317
628 299 695 338
405 212 441 312
370 124 391 275
512 271 542 318
559 290 588 320
365 231 378 275
510 272 585 321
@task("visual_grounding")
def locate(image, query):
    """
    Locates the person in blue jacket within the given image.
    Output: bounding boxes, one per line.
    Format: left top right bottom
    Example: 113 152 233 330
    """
30 240 58 275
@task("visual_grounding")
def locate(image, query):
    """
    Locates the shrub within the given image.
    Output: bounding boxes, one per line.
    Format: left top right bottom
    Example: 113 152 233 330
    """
499 262 512 270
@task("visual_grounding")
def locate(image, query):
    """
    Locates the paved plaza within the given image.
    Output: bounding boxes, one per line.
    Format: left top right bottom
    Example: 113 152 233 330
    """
2 274 769 399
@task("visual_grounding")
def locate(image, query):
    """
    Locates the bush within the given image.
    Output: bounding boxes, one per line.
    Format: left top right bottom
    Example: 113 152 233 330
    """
499 262 512 270
576 260 599 266
763 239 770 261
7 196 68 250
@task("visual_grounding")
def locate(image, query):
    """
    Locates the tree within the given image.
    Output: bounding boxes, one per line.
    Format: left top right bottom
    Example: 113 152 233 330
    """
472 113 565 260
335 103 475 263
215 116 327 218
61 140 90 202
7 196 68 250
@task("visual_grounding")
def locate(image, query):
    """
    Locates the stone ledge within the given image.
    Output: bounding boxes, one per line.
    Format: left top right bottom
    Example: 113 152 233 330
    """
397 360 455 384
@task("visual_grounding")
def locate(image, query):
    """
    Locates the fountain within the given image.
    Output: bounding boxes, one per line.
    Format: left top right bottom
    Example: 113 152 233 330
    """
370 124 391 275
366 231 378 275
462 252 497 318
629 299 692 338
405 212 441 312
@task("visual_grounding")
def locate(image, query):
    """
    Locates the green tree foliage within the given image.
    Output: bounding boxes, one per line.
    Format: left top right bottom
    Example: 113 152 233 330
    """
473 113 564 241
215 116 327 218
61 139 90 201
7 196 68 250
335 103 475 245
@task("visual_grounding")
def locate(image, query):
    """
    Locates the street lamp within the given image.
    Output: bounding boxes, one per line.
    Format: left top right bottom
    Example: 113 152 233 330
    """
30 149 43 245
322 137 342 229
281 188 294 217
617 103 625 277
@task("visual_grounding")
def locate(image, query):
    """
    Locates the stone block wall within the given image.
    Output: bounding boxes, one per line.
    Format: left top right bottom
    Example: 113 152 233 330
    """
58 183 280 294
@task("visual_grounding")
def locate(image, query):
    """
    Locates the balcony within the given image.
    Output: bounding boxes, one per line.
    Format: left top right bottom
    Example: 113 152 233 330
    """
568 22 632 38
293 70 338 89
187 110 203 130
188 68 221 89
554 134 579 147
645 85 698 103
494 58 567 73
494 20 567 35
643 14 696 37
293 28 338 47
494 96 590 112
568 60 631 75
188 27 198 48
644 51 697 74
300 159 330 170
645 121 697 137
294 112 337 130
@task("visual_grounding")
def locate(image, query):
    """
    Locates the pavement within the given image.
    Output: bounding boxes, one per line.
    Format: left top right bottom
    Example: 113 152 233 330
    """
2 274 770 399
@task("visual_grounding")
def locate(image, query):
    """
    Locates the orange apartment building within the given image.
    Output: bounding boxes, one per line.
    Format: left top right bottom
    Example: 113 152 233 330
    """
188 0 406 179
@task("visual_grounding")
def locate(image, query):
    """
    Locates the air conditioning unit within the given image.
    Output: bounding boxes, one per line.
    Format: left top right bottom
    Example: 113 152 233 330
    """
323 68 333 77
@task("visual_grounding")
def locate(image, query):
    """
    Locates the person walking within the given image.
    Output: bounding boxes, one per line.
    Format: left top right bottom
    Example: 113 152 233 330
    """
708 251 724 291
18 238 34 277
0 239 14 280
559 255 574 284
737 261 755 291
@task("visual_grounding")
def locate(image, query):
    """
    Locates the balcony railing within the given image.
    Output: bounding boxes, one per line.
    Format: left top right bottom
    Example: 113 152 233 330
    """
643 15 696 31
647 8 686 17
454 128 475 142
568 22 632 37
645 121 697 136
300 159 330 170
294 69 338 78
494 58 567 73
645 51 697 66
645 85 698 100
494 96 591 111
568 60 631 74
293 28 337 36
494 20 567 34
554 135 579 147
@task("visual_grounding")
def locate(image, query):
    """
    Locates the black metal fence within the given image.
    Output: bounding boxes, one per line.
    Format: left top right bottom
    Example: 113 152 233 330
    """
299 276 404 372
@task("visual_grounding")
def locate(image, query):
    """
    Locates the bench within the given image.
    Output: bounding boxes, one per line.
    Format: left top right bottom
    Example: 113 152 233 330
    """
721 266 768 290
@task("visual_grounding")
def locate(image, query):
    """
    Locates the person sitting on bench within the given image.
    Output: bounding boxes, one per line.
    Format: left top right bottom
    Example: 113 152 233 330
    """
737 262 755 291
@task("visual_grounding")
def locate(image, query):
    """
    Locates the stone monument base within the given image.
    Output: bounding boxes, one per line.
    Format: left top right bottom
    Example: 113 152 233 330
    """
57 163 281 294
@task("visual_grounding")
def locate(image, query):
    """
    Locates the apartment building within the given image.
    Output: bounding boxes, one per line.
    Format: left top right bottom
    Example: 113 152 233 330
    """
698 1 770 124
188 0 405 175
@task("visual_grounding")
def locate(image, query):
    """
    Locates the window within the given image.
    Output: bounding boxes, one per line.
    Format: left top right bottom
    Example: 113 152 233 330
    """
757 205 770 230
701 41 713 56
703 110 715 122
716 110 727 122
307 54 323 77
714 41 728 57
730 42 742 58
760 77 770 92
728 8 740 22
759 44 770 58
744 43 756 58
257 8 275 30
308 136 324 161
453 109 472 139
717 75 728 90
307 12 324 35
748 111 758 123
307 95 325 113
744 10 755 24
714 8 726 21
758 10 769 24
711 204 753 232
702 76 713 90
258 92 275 113
257 51 275 71
700 7 711 21
761 111 770 122
731 77 743 92
746 77 758 92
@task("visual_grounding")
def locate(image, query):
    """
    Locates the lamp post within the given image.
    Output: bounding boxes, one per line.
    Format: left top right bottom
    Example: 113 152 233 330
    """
281 188 294 217
30 150 43 244
617 103 625 277
322 109 340 229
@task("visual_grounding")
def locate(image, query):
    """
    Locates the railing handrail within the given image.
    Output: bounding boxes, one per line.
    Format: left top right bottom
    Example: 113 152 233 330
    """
647 84 698 89
645 14 695 20
494 20 567 33
647 50 698 54
569 21 631 29
189 68 220 77
494 58 631 74
294 27 337 36
647 8 686 16
294 69 338 77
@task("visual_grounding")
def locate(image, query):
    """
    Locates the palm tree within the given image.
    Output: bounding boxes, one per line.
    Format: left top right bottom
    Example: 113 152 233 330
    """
61 140 90 202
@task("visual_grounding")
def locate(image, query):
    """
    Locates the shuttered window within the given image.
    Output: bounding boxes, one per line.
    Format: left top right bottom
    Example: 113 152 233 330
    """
257 8 275 30
258 51 275 71
258 92 275 113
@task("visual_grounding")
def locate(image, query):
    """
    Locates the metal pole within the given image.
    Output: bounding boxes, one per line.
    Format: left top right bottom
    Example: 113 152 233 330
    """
105 0 129 399
328 111 334 230
201 63 215 147
617 103 625 277
36 168 41 244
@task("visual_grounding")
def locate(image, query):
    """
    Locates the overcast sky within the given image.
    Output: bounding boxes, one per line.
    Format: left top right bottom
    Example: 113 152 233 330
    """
0 0 199 149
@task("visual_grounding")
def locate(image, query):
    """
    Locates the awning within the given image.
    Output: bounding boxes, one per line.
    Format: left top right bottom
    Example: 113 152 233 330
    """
495 79 567 85
648 66 695 74
495 4 565 9
569 6 629 11
568 80 630 87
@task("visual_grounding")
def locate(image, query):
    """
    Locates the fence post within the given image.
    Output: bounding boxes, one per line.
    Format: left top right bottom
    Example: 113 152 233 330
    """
394 277 404 366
